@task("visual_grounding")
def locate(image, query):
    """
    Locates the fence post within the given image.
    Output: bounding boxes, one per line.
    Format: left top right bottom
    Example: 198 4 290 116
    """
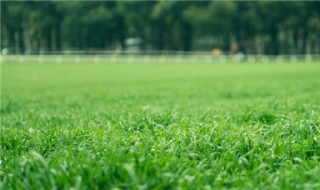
306 54 312 62
19 56 24 63
75 55 80 64
56 56 62 64
111 55 117 63
144 55 150 63
290 55 297 63
94 55 100 63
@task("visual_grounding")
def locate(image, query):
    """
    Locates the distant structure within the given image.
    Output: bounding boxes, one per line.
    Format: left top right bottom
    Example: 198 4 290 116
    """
124 38 144 53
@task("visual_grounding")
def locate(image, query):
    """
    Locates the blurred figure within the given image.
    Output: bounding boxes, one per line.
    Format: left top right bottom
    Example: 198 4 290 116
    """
230 42 244 61
212 48 222 57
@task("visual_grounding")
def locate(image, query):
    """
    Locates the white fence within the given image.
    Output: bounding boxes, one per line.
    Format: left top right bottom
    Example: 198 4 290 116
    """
1 53 320 64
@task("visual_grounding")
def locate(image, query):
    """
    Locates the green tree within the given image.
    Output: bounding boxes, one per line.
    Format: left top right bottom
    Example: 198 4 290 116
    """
25 1 61 52
151 1 193 51
1 1 27 53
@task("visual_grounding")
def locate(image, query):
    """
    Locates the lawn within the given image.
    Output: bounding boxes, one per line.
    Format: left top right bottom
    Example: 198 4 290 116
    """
1 60 320 189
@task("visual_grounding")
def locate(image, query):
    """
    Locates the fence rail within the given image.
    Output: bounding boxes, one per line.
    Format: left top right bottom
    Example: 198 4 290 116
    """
1 53 320 64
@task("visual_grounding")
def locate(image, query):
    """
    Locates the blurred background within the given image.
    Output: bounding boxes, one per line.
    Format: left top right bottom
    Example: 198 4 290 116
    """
1 0 320 56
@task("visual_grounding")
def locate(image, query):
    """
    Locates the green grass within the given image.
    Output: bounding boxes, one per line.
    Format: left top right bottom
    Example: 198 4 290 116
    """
1 61 320 189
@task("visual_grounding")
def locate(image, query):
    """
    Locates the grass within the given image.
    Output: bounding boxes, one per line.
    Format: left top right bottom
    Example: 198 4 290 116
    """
1 60 320 189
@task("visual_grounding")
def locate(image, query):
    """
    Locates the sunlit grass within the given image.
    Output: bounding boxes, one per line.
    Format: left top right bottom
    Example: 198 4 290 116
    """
1 61 320 189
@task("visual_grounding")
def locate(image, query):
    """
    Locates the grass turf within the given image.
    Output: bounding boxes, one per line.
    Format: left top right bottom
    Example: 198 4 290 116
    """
1 61 320 189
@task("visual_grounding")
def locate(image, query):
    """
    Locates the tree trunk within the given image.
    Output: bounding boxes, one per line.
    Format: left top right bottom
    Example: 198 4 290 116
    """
8 29 15 54
302 28 308 54
18 28 25 53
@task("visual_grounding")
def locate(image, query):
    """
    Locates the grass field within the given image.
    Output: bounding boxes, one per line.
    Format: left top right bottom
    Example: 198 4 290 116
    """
1 61 320 189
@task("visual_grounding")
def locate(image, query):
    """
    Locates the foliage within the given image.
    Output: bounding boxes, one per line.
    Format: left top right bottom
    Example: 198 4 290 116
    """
1 1 320 53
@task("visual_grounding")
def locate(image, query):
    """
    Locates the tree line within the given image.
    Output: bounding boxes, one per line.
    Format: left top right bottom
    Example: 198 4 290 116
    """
1 1 320 55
